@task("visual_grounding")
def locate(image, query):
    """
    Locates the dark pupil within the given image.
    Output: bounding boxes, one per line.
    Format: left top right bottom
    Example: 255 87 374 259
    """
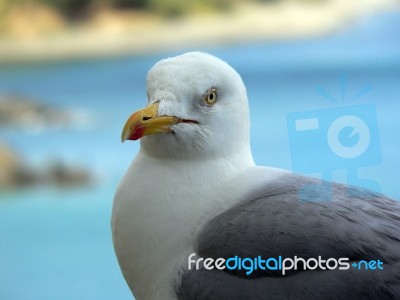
209 93 214 100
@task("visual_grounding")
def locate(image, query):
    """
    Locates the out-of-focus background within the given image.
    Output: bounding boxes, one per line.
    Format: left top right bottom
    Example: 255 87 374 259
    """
0 0 399 299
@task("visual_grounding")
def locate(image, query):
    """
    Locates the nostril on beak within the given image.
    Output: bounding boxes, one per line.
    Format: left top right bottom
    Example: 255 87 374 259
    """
143 116 152 121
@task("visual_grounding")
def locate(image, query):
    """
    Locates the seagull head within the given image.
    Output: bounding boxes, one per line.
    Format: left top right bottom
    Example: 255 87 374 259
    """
121 52 251 159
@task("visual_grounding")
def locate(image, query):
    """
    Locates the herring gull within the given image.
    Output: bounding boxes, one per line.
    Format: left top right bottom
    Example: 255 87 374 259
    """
112 52 400 300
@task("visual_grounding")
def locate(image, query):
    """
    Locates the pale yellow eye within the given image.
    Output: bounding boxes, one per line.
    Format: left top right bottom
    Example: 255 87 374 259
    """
204 89 217 105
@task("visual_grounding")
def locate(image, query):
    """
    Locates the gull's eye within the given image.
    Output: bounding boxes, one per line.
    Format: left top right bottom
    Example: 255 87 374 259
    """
204 88 217 106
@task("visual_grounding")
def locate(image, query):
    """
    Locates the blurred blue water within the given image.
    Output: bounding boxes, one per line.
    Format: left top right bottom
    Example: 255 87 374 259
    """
0 183 130 299
0 10 399 300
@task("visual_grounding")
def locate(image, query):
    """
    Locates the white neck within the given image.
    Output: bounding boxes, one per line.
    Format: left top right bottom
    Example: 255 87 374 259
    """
112 146 255 299
112 144 291 300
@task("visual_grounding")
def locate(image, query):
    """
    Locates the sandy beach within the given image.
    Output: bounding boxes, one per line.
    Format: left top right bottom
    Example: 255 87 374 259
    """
0 0 398 63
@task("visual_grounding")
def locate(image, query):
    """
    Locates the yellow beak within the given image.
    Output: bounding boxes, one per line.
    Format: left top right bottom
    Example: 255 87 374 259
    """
121 101 187 142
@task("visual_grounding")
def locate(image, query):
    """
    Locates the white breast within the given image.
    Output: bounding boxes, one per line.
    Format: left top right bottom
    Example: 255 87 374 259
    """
112 151 246 299
111 150 287 300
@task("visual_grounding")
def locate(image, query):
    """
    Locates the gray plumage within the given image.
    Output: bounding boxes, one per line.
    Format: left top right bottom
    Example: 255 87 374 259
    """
176 174 400 299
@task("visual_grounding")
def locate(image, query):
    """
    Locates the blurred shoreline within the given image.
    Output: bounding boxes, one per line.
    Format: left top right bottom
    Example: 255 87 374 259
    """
0 0 398 63
0 95 94 189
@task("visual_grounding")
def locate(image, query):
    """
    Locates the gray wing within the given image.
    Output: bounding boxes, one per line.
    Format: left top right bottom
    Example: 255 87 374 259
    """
176 174 400 299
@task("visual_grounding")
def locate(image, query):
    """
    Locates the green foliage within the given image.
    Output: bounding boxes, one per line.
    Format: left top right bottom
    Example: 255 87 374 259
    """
104 0 148 9
146 0 233 18
147 0 187 17
0 0 259 19
40 0 92 18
